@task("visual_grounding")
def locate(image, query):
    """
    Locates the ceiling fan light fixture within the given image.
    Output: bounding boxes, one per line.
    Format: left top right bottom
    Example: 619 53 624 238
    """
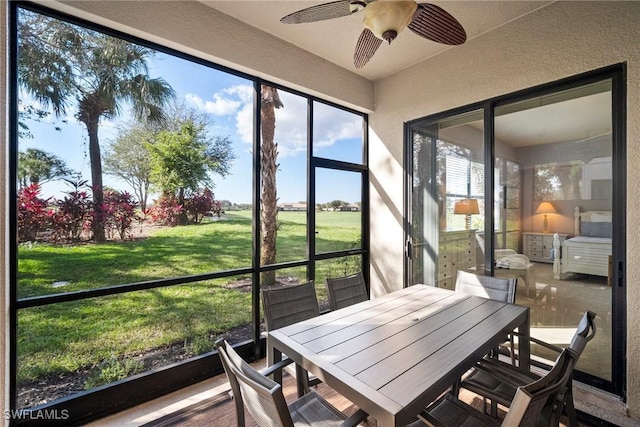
363 0 418 43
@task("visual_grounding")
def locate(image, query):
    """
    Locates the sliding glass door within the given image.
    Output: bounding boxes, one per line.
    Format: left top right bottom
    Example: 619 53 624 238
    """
494 80 617 388
408 110 486 291
405 66 625 396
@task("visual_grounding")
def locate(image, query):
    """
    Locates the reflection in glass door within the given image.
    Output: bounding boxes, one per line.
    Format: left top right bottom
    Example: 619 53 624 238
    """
408 110 485 291
407 68 625 396
495 80 614 384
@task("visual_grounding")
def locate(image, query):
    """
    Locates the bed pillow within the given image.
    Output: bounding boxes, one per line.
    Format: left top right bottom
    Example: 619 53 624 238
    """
581 211 612 222
581 221 612 238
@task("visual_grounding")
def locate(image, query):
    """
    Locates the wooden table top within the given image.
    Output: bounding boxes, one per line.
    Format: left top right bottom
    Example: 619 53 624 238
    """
267 284 530 427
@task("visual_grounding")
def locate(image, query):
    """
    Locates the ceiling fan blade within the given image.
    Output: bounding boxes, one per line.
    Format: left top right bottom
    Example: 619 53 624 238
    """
354 28 383 68
408 3 467 45
281 0 358 24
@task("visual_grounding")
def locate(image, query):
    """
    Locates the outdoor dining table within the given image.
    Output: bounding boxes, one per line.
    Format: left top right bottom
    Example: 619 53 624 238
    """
267 284 530 427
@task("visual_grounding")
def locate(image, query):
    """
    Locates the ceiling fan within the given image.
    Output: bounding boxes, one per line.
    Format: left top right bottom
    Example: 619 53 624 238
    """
280 0 467 69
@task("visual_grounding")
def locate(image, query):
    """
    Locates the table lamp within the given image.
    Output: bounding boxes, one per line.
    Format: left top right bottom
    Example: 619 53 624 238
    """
454 198 480 230
535 201 557 233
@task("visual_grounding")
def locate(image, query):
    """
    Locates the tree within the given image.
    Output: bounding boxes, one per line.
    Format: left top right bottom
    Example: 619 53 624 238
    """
17 148 73 189
260 85 283 286
329 200 347 211
147 120 234 225
18 10 175 242
104 123 154 212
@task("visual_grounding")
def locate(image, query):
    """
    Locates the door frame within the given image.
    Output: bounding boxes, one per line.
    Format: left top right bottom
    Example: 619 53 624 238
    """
404 63 626 398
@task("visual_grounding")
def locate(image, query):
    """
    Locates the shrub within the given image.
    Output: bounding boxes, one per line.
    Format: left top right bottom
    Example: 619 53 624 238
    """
50 179 93 242
17 183 51 242
148 194 183 226
102 190 139 240
183 188 224 223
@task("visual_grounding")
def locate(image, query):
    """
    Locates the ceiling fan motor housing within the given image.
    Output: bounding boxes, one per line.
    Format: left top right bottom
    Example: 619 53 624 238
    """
363 0 418 43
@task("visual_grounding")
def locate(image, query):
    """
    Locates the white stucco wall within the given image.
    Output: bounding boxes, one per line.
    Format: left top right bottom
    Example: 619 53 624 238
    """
369 1 640 418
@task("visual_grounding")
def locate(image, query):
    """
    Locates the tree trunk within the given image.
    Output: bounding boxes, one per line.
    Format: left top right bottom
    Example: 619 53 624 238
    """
86 119 106 243
260 86 283 286
178 187 188 225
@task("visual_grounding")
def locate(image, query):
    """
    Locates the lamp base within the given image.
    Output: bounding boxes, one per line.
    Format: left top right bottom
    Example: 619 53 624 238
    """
543 214 549 233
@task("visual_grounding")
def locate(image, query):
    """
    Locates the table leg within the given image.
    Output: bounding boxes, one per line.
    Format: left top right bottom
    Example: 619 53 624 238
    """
518 309 531 373
295 364 310 398
267 340 283 386
268 339 309 396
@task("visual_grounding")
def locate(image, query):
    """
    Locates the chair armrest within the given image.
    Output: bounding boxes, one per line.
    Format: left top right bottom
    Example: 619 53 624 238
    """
339 409 369 427
476 358 540 385
259 357 295 378
511 332 564 353
417 409 447 427
495 249 517 257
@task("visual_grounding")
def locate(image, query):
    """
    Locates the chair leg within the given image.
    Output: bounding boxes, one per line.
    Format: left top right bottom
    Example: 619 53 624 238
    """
489 400 498 417
565 390 579 427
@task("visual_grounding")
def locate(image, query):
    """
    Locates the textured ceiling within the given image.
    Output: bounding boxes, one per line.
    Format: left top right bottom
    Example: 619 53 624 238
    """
199 1 610 146
201 1 554 81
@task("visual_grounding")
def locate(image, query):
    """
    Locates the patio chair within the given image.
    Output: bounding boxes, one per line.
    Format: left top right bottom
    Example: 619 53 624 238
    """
459 311 596 427
261 281 322 395
455 270 517 304
455 270 518 365
476 233 534 297
324 272 368 311
215 338 368 427
416 347 577 427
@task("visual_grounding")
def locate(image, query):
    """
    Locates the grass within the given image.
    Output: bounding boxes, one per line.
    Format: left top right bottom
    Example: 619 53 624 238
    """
17 210 361 386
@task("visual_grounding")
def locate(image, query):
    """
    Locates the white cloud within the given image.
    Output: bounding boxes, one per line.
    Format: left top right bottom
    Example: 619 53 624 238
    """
185 84 255 145
185 84 255 116
312 102 362 150
185 86 362 158
185 92 240 116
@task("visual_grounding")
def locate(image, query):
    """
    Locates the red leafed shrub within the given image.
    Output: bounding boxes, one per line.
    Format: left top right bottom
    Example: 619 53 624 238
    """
183 189 224 223
102 190 140 240
148 194 183 226
50 180 93 242
17 183 51 242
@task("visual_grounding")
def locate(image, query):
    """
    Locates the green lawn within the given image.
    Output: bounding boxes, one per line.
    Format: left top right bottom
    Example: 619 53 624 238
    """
17 210 361 387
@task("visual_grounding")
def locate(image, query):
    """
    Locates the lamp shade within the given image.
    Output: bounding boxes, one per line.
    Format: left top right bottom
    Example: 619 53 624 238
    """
535 201 557 214
454 199 480 215
363 0 418 43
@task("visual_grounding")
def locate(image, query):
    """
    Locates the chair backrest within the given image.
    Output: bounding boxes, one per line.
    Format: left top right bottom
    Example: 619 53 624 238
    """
261 281 320 331
501 348 577 427
324 272 368 311
216 338 293 427
455 270 517 304
215 338 245 427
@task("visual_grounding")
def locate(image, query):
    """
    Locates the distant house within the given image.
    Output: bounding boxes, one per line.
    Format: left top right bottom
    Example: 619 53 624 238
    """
279 203 307 211
340 204 360 212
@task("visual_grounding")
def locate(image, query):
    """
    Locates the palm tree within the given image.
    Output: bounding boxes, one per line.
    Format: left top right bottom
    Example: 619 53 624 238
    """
18 11 174 241
18 148 73 189
260 85 283 286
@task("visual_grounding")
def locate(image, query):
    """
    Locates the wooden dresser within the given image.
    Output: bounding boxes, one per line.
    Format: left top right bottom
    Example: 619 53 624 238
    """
523 232 568 263
438 230 476 290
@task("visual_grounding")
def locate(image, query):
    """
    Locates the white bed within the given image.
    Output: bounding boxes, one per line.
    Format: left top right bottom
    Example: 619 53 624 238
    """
552 207 612 280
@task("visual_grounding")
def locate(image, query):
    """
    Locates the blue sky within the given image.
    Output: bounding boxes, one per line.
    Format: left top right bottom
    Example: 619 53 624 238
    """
19 49 364 205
